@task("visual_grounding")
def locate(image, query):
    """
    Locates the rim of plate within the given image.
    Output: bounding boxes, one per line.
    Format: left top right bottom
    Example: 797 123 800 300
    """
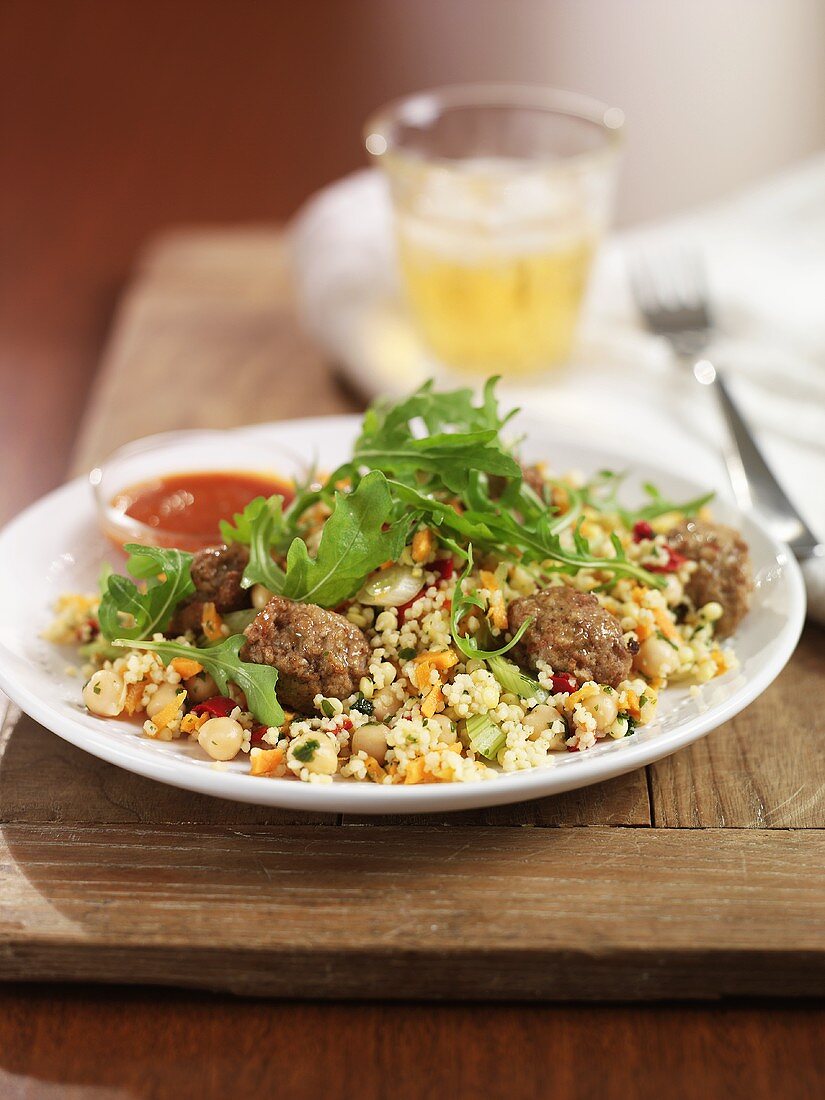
0 415 807 814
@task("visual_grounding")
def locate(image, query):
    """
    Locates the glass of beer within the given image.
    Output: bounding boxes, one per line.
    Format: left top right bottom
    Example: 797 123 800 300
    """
365 85 623 376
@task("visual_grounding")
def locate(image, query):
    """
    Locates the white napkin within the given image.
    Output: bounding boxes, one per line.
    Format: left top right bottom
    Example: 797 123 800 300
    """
289 161 825 623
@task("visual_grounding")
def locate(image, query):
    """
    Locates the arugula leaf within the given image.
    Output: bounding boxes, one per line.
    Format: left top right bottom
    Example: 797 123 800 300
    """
348 377 522 496
280 471 410 605
228 471 410 607
583 471 714 526
232 497 288 592
626 483 715 525
359 376 515 446
98 544 194 642
450 547 533 661
118 635 284 728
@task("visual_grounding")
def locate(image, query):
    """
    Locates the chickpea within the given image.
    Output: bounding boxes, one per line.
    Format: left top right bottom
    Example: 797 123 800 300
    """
427 713 455 740
146 681 184 719
198 717 244 761
635 636 678 680
83 669 127 717
523 703 564 740
184 670 219 703
251 584 273 611
580 691 619 731
351 723 390 765
287 731 339 775
371 686 402 722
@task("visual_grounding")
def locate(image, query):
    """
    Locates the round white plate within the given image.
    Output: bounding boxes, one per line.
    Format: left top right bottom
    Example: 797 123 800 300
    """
0 415 806 814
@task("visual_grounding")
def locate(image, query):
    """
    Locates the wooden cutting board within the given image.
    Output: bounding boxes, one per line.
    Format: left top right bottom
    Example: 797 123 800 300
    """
1 227 823 1000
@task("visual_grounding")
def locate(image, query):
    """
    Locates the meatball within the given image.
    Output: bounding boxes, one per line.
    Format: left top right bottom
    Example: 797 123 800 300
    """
241 595 370 712
667 519 752 637
169 543 250 635
508 586 633 688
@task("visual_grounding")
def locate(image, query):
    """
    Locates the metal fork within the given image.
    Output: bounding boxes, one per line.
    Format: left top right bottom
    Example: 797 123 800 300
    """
629 251 822 560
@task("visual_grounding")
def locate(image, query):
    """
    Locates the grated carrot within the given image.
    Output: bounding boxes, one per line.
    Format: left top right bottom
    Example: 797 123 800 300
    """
365 756 387 782
486 590 508 632
403 758 426 785
200 602 223 642
171 657 204 679
180 711 208 736
123 681 145 716
249 747 285 777
654 607 680 642
413 649 458 693
152 690 186 731
411 527 435 563
421 683 444 718
711 649 728 675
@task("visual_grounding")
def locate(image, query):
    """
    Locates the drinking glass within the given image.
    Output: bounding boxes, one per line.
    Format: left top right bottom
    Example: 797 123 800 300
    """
365 84 623 376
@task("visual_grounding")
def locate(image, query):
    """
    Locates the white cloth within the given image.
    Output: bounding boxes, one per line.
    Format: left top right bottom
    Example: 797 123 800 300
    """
289 160 825 622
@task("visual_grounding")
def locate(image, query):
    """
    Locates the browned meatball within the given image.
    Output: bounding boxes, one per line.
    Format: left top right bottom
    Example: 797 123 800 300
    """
667 519 752 637
508 586 633 688
241 595 371 712
169 543 250 635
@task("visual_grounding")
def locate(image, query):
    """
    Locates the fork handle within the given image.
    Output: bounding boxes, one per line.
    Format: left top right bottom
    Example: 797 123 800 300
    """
702 363 822 559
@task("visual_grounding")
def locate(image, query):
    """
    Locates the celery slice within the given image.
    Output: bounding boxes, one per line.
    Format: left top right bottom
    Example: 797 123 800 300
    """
487 655 547 702
465 713 506 760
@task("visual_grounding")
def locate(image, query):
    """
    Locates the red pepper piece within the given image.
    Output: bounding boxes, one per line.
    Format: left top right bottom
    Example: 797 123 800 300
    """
551 673 578 694
191 695 236 719
249 724 269 747
632 521 655 542
394 588 426 622
647 547 688 574
433 558 455 582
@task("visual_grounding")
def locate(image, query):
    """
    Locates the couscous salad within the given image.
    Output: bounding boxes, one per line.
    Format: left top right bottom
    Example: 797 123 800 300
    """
46 379 752 785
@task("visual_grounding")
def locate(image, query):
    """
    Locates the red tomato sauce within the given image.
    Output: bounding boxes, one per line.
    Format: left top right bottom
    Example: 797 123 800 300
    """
113 470 294 549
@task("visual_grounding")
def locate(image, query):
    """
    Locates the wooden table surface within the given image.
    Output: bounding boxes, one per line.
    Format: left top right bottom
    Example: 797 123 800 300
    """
1 3 823 1096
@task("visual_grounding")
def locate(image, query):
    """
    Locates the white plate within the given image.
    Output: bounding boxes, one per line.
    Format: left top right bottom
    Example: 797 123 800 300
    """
0 416 806 814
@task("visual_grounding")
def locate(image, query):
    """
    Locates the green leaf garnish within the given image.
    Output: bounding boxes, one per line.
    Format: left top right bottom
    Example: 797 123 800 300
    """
583 470 714 526
232 471 411 608
280 472 410 605
98 544 194 642
117 634 284 728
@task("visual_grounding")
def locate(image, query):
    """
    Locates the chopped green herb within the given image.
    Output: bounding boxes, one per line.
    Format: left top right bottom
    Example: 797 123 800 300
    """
351 695 374 716
319 699 336 719
620 713 639 737
293 738 319 763
398 647 417 661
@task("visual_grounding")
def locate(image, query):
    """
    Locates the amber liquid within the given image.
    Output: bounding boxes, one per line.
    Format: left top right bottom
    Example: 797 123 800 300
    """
398 232 593 375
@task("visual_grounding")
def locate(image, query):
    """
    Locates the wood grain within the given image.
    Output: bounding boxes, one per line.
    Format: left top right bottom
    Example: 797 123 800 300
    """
650 624 825 827
1 987 822 1100
0 707 336 827
1 824 822 1000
